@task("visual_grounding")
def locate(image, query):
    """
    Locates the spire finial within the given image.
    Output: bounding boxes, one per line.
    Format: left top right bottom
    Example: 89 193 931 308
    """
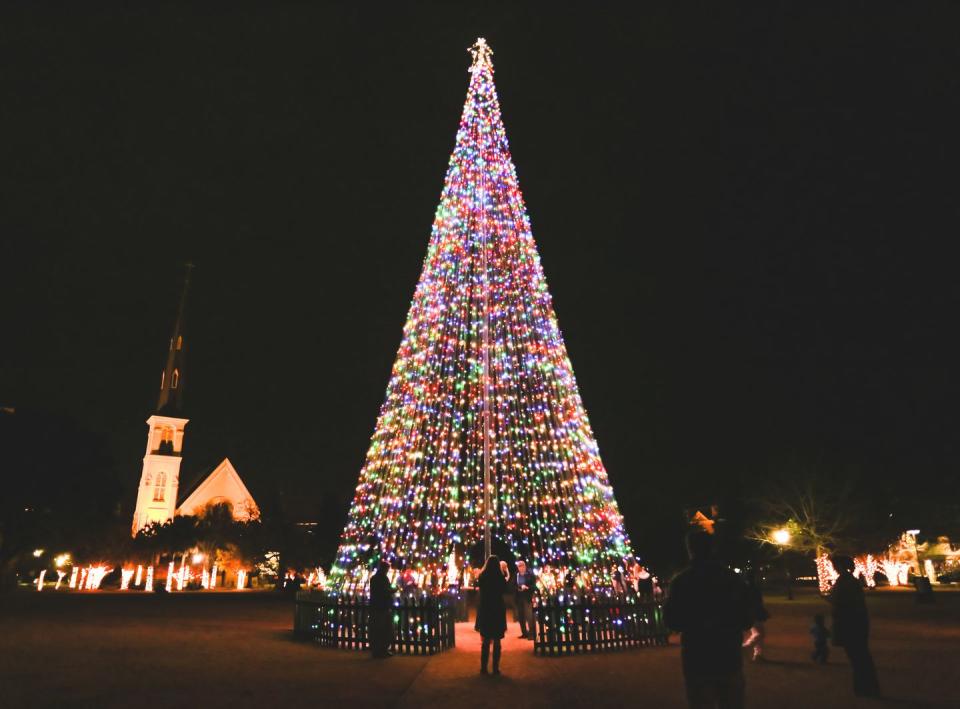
469 37 493 74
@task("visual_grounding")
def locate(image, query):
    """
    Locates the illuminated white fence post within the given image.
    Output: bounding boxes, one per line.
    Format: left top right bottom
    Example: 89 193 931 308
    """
121 568 135 590
145 565 154 592
36 570 46 591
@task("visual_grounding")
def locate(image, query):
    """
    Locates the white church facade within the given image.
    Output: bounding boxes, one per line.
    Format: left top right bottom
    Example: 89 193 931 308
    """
131 266 259 536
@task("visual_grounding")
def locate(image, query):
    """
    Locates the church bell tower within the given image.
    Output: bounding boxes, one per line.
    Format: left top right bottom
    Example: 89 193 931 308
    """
132 264 193 536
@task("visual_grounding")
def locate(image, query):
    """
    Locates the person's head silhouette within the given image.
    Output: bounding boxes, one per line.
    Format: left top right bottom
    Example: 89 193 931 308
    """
686 529 715 561
831 555 855 574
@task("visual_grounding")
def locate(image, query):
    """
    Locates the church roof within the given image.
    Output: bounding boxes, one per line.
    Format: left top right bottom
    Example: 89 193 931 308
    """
176 457 259 520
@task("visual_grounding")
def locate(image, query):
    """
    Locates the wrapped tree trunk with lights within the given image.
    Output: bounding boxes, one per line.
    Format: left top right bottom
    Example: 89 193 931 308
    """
331 39 633 590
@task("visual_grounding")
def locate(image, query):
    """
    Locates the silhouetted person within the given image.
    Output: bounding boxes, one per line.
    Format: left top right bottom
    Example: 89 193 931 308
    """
810 613 830 664
514 560 534 639
741 569 770 662
664 531 753 709
475 554 508 675
829 555 880 697
369 562 395 658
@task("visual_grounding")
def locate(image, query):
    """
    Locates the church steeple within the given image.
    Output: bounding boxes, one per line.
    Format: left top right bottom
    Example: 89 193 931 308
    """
132 264 193 535
157 263 193 416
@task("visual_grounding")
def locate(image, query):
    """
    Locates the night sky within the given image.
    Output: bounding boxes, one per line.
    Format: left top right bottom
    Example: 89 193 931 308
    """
3 5 958 556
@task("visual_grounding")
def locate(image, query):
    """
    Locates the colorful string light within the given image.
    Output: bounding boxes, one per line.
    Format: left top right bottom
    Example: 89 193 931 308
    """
332 38 633 589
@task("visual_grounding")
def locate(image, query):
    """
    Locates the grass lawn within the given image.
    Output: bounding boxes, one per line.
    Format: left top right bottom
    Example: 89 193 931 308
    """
1 587 958 708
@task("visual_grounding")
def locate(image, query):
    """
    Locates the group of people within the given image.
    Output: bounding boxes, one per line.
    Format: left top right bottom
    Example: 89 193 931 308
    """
369 536 882 701
366 555 536 671
664 530 880 708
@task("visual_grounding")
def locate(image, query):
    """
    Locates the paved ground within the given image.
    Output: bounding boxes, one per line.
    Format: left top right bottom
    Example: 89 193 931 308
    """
1 588 958 708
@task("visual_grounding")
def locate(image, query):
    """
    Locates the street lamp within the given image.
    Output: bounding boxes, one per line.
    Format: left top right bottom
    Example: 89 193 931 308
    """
772 527 793 600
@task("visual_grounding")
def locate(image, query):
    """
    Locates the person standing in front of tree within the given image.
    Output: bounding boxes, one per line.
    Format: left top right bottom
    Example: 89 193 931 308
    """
369 561 395 659
664 530 754 709
829 556 881 698
514 560 535 640
476 554 508 675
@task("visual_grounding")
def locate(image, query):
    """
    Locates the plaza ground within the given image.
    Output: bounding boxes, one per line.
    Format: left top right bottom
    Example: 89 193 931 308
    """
1 588 958 708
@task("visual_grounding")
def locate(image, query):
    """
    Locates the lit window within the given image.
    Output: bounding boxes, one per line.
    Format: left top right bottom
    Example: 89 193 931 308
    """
158 426 175 454
153 472 166 502
172 370 179 388
176 335 183 350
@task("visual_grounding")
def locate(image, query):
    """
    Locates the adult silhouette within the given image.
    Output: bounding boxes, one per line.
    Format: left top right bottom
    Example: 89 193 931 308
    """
475 554 508 675
829 555 881 697
664 531 753 708
369 562 394 658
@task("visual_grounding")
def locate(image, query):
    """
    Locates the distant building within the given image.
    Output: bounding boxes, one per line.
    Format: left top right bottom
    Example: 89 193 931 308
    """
131 266 259 536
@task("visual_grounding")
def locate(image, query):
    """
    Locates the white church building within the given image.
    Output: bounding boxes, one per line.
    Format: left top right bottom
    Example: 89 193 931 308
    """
131 266 259 535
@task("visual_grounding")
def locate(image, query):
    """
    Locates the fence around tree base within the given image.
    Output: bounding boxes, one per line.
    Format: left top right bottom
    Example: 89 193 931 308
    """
294 590 457 655
533 592 669 655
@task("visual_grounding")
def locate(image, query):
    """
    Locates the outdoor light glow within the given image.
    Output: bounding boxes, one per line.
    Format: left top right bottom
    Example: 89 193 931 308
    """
192 552 204 564
447 553 459 586
816 554 839 594
888 559 910 586
853 555 878 588
33 549 44 558
54 553 70 568
772 528 791 546
332 37 632 587
84 565 112 591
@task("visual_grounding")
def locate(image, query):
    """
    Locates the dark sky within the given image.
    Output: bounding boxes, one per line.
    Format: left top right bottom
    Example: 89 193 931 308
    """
3 5 958 554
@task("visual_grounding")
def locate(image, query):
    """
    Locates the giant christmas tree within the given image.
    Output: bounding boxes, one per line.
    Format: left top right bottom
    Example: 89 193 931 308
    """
332 39 632 588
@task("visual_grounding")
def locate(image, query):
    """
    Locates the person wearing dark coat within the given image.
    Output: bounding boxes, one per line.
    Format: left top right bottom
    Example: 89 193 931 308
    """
664 531 754 709
369 562 395 658
829 556 880 697
514 560 535 640
475 554 508 675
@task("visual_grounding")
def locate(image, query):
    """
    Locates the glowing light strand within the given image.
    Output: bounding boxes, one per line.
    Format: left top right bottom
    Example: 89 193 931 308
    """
332 38 632 588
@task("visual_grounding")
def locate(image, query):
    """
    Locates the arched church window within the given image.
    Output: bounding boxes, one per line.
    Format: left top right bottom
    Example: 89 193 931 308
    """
172 369 180 388
176 335 183 350
153 472 166 502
